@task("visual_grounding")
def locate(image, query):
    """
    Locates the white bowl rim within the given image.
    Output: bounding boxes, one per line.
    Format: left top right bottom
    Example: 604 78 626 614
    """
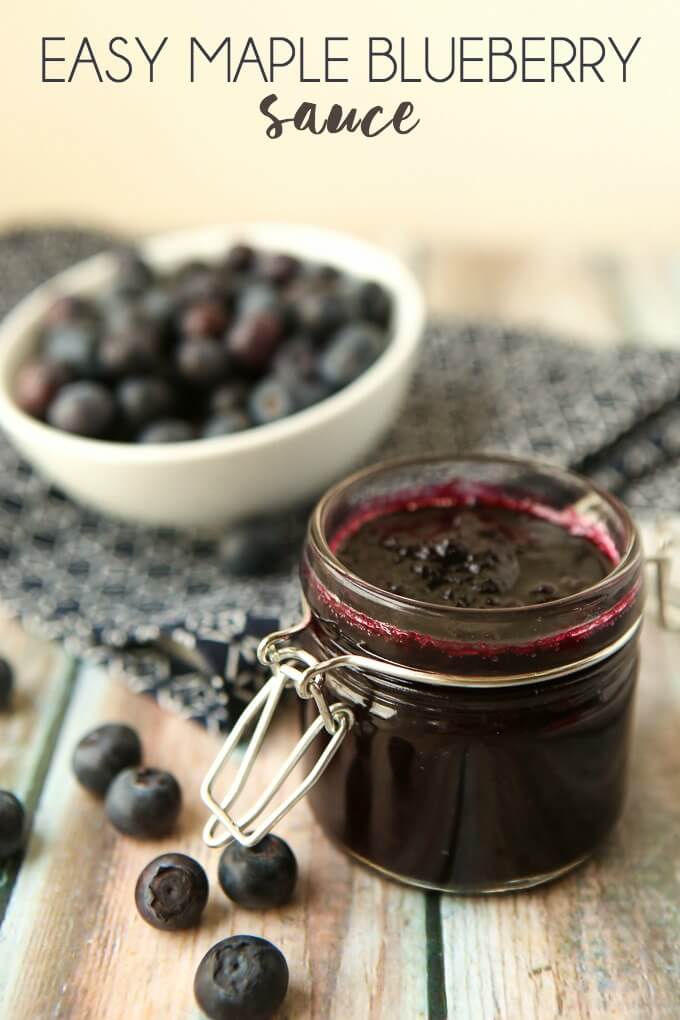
0 222 425 465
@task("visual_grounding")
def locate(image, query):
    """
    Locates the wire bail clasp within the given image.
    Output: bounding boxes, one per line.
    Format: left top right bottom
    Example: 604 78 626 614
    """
200 620 354 850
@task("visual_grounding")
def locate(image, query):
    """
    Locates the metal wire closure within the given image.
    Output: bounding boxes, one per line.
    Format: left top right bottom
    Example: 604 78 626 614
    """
201 620 354 850
199 523 680 852
290 620 643 689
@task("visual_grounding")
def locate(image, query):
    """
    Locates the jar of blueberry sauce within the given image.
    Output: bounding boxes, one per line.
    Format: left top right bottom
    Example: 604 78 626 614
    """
202 454 644 895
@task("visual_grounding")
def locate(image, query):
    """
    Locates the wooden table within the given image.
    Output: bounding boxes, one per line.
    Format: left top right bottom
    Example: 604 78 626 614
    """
1 250 680 1019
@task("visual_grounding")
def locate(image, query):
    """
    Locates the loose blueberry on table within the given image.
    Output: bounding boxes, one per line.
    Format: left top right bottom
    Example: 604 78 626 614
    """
18 243 393 442
217 834 297 910
72 723 143 796
135 852 208 931
66 716 300 1011
0 790 25 859
0 656 14 710
220 518 296 576
105 766 181 838
194 935 289 1020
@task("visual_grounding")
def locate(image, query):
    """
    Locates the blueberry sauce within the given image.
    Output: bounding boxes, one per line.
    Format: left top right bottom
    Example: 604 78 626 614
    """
310 484 636 671
335 504 613 609
304 640 638 891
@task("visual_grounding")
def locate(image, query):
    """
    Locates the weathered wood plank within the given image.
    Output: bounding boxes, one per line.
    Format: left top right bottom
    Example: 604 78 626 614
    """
422 249 624 345
494 253 624 345
0 613 76 920
597 256 680 346
0 613 74 794
439 607 680 1020
0 661 428 1020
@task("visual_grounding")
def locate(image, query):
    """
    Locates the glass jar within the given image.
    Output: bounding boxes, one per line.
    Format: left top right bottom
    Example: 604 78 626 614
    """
202 454 644 895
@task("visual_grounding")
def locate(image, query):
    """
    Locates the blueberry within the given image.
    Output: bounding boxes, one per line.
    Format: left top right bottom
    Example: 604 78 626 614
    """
47 381 116 438
272 336 317 384
218 834 297 909
289 377 332 411
223 243 255 273
221 519 292 576
354 280 392 327
272 338 331 410
99 315 163 377
248 377 294 426
43 324 98 374
227 312 285 373
105 766 181 839
43 295 97 329
72 723 142 796
0 658 13 710
103 295 144 333
258 252 301 286
137 419 195 444
210 382 249 416
0 790 25 859
297 291 348 340
14 358 70 418
111 249 155 299
237 285 280 318
176 337 230 386
172 262 226 304
309 263 341 287
135 852 208 931
181 298 229 339
202 412 250 438
140 286 175 323
194 935 289 1020
172 259 211 285
116 377 175 431
319 323 385 389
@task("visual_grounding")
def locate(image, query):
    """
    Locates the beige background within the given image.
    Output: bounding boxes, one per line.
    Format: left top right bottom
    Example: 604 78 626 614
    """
2 1 678 250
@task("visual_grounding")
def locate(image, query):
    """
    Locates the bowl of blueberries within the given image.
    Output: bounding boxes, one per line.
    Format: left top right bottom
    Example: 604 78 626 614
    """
0 224 425 527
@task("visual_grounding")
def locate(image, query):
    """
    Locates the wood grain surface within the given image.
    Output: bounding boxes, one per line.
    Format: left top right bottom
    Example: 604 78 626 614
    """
0 596 678 1020
0 649 428 1020
0 614 75 923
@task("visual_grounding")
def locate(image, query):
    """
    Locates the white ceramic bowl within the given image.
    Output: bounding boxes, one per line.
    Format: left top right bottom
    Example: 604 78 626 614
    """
0 224 425 528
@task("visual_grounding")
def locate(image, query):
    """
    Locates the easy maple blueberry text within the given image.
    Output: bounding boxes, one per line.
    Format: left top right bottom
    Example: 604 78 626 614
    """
40 33 642 139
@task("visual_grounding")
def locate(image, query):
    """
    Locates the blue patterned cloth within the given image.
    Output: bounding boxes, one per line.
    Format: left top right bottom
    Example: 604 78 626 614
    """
1 229 679 732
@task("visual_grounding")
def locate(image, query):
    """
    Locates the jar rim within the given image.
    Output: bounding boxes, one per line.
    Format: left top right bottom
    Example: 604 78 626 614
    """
309 452 642 620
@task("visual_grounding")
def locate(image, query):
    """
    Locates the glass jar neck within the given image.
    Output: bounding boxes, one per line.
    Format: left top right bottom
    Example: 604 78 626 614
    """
301 456 645 680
